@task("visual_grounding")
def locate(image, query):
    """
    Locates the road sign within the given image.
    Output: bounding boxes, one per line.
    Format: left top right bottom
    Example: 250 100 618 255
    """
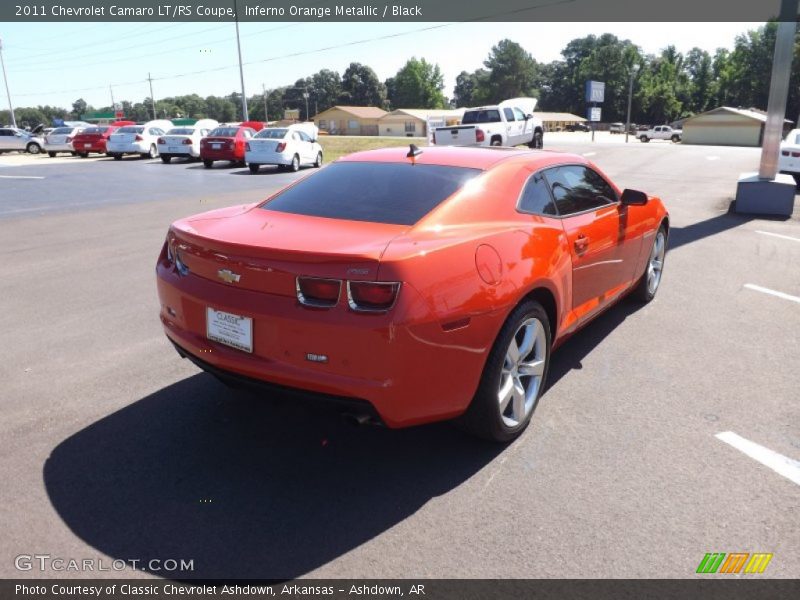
585 80 605 103
588 107 602 122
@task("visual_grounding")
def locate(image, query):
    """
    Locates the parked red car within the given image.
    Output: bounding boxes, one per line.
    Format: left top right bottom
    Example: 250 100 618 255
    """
71 120 136 157
156 146 668 441
200 121 263 168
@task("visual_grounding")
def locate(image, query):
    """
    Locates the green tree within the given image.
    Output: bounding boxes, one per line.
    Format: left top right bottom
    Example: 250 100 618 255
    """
388 57 445 109
71 98 89 119
478 39 539 104
339 62 387 107
452 70 486 107
310 69 342 115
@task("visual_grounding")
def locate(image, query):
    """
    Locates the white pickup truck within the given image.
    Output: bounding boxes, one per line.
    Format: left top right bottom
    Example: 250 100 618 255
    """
433 97 544 148
638 125 682 143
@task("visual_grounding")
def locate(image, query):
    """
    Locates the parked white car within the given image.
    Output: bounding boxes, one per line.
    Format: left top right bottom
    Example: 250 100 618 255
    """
638 125 682 143
433 97 544 148
778 128 800 184
106 119 173 160
156 119 219 163
245 123 323 173
0 127 44 154
44 126 87 157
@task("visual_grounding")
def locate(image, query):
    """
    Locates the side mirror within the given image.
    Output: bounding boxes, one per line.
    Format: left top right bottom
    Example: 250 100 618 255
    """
620 189 649 206
525 114 533 120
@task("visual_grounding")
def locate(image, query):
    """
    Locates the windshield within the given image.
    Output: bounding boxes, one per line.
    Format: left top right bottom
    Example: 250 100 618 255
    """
255 128 288 139
262 162 481 226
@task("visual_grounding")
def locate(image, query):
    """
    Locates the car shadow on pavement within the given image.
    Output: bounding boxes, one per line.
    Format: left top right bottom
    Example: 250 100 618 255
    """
43 374 504 580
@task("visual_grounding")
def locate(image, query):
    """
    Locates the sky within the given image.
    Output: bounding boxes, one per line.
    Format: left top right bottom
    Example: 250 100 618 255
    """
0 21 764 111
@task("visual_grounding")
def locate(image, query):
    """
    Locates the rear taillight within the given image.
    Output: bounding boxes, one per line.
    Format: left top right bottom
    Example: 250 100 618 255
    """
245 142 251 151
792 151 800 158
182 138 192 145
157 137 165 144
135 134 144 141
276 142 287 152
475 129 485 143
347 281 401 312
782 150 789 156
296 277 341 308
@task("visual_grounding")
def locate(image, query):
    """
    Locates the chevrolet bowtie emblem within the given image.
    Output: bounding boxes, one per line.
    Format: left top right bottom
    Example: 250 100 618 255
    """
217 269 241 284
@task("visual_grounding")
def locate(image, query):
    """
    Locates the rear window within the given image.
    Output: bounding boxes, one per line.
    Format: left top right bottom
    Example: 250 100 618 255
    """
209 127 239 137
117 126 143 134
84 127 108 134
52 127 72 134
462 110 501 124
255 128 288 139
262 162 481 226
167 128 194 135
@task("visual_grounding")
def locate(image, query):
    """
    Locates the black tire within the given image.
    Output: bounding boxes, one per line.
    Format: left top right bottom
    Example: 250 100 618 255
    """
161 155 171 164
457 299 551 443
26 142 41 155
528 131 544 149
248 163 259 174
203 160 213 169
314 152 323 168
290 154 300 172
632 226 668 303
70 151 77 156
79 152 89 158
144 144 158 159
48 152 56 157
112 154 122 161
671 135 680 143
490 137 502 147
639 136 649 143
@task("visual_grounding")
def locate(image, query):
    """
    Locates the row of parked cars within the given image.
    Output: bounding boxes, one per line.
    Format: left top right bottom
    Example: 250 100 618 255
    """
0 118 325 172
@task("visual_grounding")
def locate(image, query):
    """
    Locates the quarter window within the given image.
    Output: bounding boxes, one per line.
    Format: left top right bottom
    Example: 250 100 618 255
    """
518 173 557 216
544 166 616 215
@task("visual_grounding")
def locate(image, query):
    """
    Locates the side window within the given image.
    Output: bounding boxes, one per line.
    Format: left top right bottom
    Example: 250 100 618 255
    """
149 128 162 135
518 172 557 216
200 129 209 136
545 166 616 216
513 107 526 121
297 131 311 142
243 129 253 138
503 108 515 121
0 130 11 136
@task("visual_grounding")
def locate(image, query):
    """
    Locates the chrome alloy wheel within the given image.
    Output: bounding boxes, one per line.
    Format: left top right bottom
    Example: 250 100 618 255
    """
647 230 666 296
498 317 547 427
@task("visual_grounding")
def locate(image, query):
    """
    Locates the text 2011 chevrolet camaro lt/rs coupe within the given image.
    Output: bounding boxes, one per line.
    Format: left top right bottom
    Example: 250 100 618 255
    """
156 146 668 441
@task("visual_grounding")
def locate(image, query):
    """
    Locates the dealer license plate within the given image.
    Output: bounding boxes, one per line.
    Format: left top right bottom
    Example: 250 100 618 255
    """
84 143 92 148
212 143 221 149
168 146 181 153
206 308 253 353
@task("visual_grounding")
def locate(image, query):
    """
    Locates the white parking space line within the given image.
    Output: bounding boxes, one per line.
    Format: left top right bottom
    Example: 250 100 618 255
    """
755 230 800 243
744 283 800 304
0 175 45 180
716 431 800 486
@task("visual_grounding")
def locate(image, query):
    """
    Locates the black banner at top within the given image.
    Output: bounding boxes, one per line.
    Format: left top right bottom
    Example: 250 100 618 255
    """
0 0 796 22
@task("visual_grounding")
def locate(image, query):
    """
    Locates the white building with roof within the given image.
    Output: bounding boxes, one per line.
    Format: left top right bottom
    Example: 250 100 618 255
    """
682 106 794 147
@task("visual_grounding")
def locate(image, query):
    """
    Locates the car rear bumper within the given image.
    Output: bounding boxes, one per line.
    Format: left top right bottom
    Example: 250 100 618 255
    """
44 143 73 152
201 148 240 161
107 142 149 154
245 150 292 165
159 145 200 158
156 262 496 428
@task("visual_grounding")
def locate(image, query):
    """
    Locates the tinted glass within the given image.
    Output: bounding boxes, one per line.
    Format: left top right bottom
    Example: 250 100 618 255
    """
0 130 11 136
545 166 616 215
297 131 312 142
503 108 515 121
52 127 72 134
518 173 557 215
84 127 109 134
118 126 143 134
255 128 288 139
462 110 502 124
263 162 481 226
166 128 194 135
513 108 526 120
209 127 238 137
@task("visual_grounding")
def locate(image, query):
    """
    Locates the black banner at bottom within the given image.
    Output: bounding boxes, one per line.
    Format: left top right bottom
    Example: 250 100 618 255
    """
3 579 800 600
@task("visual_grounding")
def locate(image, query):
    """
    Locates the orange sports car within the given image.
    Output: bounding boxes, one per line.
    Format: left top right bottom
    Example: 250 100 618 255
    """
156 145 668 441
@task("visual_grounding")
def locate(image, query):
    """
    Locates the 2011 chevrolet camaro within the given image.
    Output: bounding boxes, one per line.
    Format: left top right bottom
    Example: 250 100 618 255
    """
156 145 668 441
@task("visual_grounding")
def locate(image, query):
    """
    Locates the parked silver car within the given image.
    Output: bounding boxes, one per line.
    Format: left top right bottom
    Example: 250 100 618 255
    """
0 127 44 154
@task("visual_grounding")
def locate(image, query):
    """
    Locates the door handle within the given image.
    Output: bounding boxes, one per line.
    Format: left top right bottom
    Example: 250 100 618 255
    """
574 235 589 253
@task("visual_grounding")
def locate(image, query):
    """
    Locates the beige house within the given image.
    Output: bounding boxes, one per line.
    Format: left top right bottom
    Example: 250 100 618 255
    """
378 108 465 137
682 107 793 147
312 106 387 136
537 112 587 132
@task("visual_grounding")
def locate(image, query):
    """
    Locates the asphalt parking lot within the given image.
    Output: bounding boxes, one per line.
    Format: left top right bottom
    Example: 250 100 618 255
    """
1 138 798 579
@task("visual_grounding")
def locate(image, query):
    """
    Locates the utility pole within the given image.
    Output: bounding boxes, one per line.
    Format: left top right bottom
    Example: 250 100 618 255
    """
302 90 310 121
233 0 248 121
110 85 116 112
147 72 156 120
262 83 268 123
625 64 639 144
0 38 17 128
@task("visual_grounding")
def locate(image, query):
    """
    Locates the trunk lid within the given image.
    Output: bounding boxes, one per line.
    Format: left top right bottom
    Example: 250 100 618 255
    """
170 205 408 297
247 139 280 152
